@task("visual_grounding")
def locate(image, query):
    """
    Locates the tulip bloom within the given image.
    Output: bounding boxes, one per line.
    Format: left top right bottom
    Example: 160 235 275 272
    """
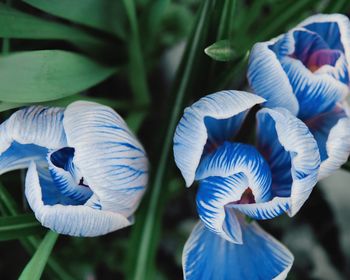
248 14 350 179
0 101 148 236
173 91 320 279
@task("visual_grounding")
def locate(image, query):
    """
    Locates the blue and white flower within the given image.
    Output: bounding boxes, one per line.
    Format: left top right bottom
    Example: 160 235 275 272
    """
248 14 350 179
0 101 148 236
173 91 320 279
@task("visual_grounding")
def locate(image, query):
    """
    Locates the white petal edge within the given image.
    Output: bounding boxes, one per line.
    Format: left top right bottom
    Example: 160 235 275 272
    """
63 101 148 216
173 91 265 187
248 41 299 115
25 162 132 237
183 220 293 280
257 108 320 216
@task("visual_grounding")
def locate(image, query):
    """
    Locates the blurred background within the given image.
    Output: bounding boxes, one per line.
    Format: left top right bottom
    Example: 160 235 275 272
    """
0 0 350 279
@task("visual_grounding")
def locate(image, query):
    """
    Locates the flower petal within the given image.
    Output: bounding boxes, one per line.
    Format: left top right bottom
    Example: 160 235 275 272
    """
196 142 272 203
306 105 350 179
63 101 148 216
197 173 247 243
274 29 349 119
183 220 293 280
297 13 350 69
48 148 93 204
0 106 67 152
256 108 320 216
248 42 299 115
25 162 132 236
173 91 265 187
0 142 47 175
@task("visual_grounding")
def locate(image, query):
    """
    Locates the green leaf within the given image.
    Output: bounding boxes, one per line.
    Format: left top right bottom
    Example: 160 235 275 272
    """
125 111 147 133
0 214 44 241
18 231 59 280
0 50 116 103
122 0 151 106
205 39 236 62
23 0 126 39
0 3 101 45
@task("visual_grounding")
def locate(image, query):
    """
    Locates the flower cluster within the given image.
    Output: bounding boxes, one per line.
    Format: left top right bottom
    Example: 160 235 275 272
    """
173 14 350 279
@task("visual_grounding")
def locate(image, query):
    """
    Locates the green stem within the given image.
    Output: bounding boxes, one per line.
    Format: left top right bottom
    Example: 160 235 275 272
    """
132 1 212 279
122 0 151 106
2 0 12 54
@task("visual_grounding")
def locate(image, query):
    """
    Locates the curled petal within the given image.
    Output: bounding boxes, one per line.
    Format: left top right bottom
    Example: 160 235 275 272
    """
183 220 293 280
0 142 47 175
197 173 247 243
196 142 272 203
63 101 148 216
173 91 265 187
274 28 348 119
297 13 350 70
256 108 320 216
307 105 350 179
25 162 131 236
0 106 67 153
48 148 93 204
248 42 299 115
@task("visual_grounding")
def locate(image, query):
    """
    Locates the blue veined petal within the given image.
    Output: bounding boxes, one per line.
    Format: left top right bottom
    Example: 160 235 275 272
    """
63 101 148 217
273 29 349 120
183 220 293 280
247 42 299 115
0 106 67 153
196 173 247 243
36 166 80 206
256 108 320 216
297 14 350 66
173 91 265 187
0 142 47 175
25 162 132 236
306 105 350 179
196 142 272 203
48 148 93 204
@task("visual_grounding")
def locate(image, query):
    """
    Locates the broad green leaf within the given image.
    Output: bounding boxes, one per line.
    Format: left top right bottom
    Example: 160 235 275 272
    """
205 40 236 62
0 4 100 45
0 214 44 241
23 0 126 39
0 50 116 103
19 231 59 280
0 95 131 112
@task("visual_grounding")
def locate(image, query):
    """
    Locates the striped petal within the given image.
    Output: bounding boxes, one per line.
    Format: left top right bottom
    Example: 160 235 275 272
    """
248 41 299 115
196 142 272 203
0 106 67 174
197 173 247 243
256 108 320 216
174 91 265 186
297 13 350 71
48 147 93 204
0 106 67 152
306 105 350 179
63 101 148 217
196 142 290 221
183 220 293 280
0 142 47 175
276 29 348 119
25 162 132 236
